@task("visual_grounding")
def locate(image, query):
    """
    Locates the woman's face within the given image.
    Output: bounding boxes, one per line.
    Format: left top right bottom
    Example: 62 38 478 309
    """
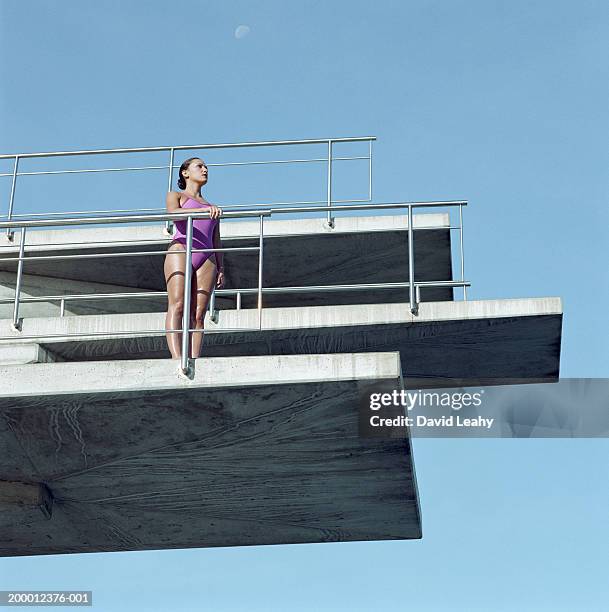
184 159 208 185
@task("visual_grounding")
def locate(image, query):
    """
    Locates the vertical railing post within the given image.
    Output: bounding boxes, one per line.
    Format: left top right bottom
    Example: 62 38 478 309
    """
6 156 19 241
258 215 264 330
60 299 66 317
326 140 334 227
209 287 218 323
180 215 193 375
12 227 26 330
368 139 372 201
408 205 417 315
459 203 467 301
165 148 175 235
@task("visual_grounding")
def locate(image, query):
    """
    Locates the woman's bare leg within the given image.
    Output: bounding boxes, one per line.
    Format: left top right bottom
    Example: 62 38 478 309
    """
164 244 186 359
190 258 217 359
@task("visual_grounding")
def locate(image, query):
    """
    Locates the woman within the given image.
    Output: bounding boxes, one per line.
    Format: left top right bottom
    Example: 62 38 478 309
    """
164 157 224 359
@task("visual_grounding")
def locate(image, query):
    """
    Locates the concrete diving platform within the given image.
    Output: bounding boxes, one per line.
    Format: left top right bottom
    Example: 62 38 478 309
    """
0 352 420 557
0 297 563 387
0 212 454 318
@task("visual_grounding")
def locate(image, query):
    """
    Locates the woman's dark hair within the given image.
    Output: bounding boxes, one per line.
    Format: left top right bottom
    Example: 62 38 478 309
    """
177 157 206 190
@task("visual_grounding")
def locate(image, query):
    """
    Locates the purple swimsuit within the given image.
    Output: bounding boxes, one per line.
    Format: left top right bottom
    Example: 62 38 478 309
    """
172 197 219 270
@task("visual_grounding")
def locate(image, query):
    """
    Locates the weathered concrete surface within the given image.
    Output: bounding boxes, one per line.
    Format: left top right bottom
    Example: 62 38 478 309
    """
0 343 59 365
0 352 402 397
0 213 454 313
0 298 563 385
0 352 421 556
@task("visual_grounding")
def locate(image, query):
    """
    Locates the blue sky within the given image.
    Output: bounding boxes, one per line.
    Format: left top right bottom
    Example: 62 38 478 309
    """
1 1 608 610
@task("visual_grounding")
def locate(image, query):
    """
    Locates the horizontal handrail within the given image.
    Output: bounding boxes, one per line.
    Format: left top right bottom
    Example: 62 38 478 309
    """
0 280 471 306
0 136 376 160
0 208 271 229
0 156 369 178
0 246 259 263
0 247 260 261
0 292 169 304
265 200 467 215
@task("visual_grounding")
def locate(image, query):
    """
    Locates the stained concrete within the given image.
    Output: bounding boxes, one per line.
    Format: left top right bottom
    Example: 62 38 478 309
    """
0 352 421 556
0 213 454 315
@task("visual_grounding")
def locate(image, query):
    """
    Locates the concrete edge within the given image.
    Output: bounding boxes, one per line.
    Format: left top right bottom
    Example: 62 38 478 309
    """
0 351 402 398
0 297 564 345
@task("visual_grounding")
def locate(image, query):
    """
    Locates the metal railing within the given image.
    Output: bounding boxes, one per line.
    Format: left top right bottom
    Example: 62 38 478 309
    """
0 136 376 237
0 199 469 375
0 136 471 374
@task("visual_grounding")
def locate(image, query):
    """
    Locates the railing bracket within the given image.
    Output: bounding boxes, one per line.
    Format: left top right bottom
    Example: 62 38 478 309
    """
178 359 195 380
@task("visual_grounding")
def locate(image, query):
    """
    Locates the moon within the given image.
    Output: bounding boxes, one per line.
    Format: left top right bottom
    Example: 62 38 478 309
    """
234 25 250 39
